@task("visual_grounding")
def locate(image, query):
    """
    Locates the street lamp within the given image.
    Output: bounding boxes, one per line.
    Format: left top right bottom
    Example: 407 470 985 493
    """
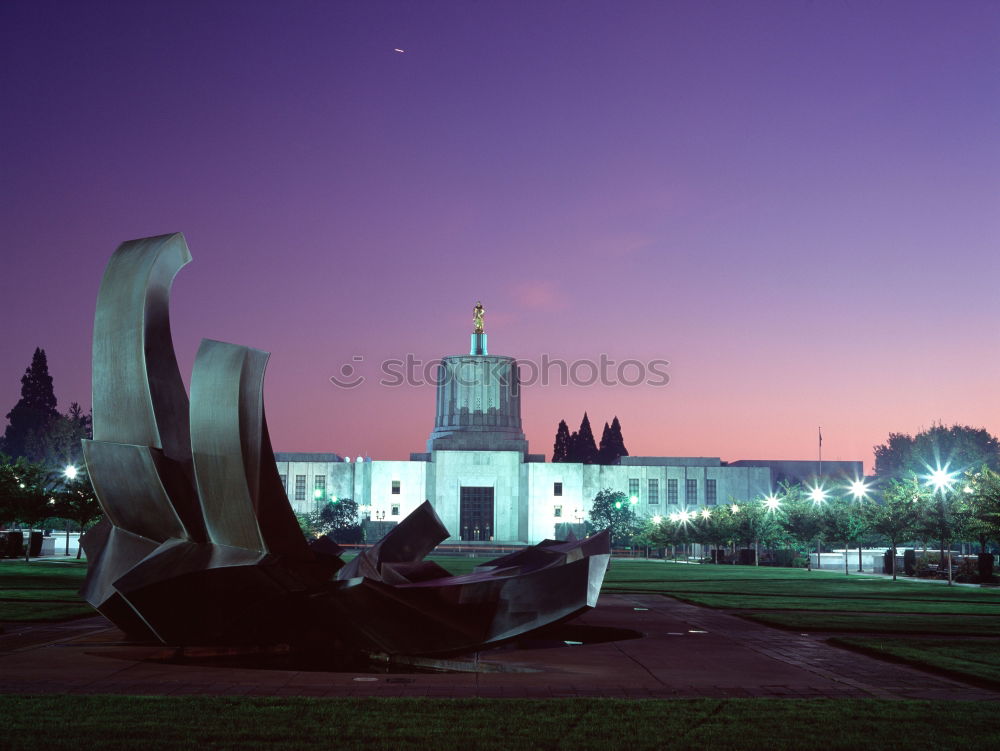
849 479 869 500
59 465 82 556
763 494 781 512
926 465 956 494
924 464 958 585
848 479 870 572
808 485 828 505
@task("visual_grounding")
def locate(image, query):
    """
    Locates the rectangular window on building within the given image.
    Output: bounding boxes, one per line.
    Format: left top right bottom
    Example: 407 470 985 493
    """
391 503 400 516
314 475 326 497
706 479 717 505
294 475 306 501
391 480 400 495
648 479 659 504
667 479 678 504
279 474 287 492
685 478 697 504
554 505 563 518
553 482 563 496
628 478 639 499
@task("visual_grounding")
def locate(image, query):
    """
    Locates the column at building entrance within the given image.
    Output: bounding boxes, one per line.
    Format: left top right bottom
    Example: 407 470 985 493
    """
460 486 494 541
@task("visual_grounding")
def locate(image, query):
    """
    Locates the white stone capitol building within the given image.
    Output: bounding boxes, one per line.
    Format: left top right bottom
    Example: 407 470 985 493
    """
276 326 857 544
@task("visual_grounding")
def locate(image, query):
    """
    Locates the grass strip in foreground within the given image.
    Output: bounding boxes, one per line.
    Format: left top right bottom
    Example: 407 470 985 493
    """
2 696 1000 751
0 561 90 622
657 592 1000 615
831 637 1000 688
741 611 1000 636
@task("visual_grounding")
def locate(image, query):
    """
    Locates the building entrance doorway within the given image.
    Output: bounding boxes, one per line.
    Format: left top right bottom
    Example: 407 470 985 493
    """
460 486 494 541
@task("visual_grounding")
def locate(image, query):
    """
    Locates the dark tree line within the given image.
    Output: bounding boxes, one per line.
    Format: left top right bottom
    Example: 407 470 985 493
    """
553 413 628 464
0 348 101 557
1 348 92 465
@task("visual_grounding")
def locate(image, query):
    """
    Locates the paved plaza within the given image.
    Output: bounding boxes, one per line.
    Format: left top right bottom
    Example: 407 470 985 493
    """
1 594 995 700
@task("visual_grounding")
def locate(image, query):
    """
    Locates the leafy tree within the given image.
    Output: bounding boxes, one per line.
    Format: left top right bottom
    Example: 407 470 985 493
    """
589 489 640 546
873 432 914 479
631 516 662 556
873 424 1000 480
778 484 826 566
575 413 599 464
649 516 693 560
306 498 362 543
692 506 738 561
957 467 1000 554
2 348 60 460
730 501 784 563
552 420 571 463
916 480 962 585
52 470 103 558
0 457 58 561
867 475 925 581
822 497 871 575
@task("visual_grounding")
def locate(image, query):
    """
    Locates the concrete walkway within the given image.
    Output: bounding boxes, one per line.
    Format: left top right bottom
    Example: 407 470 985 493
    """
1 594 996 700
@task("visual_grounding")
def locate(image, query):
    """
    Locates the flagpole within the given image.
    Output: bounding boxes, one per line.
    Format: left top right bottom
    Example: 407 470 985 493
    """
818 426 823 479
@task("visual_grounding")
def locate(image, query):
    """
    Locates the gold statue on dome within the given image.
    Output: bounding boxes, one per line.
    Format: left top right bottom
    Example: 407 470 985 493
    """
473 301 485 333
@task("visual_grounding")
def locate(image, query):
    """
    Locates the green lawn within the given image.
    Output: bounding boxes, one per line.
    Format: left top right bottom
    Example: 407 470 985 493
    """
832 638 1000 688
0 560 92 622
661 592 1000 615
1 696 999 751
742 611 1000 636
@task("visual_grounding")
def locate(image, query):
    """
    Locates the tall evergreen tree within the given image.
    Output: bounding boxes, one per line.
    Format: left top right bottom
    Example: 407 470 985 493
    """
610 416 629 460
567 431 580 463
576 412 599 464
597 422 612 464
2 348 59 460
552 420 571 462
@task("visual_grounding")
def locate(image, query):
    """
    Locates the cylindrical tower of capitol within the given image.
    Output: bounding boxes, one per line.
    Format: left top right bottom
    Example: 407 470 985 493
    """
426 331 528 453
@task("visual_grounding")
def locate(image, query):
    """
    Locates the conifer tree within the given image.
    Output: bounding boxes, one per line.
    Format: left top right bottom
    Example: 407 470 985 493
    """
610 416 629 460
567 431 580 463
552 420 571 462
598 422 612 464
2 348 59 460
577 412 599 464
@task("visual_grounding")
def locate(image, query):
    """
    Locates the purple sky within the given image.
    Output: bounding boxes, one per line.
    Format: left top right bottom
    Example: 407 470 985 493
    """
2 1 998 471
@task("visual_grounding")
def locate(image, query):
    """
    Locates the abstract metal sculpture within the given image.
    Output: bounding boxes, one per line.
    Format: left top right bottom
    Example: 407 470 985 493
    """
80 233 610 655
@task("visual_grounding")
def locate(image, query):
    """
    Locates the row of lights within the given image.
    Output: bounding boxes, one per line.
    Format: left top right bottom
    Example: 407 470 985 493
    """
651 463 963 527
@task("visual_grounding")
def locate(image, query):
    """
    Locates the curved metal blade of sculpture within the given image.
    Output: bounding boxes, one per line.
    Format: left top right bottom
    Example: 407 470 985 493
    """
80 233 610 654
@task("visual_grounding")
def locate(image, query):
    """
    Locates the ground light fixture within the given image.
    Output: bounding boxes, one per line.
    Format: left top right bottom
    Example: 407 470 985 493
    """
763 494 781 511
808 485 828 504
63 465 78 480
700 508 712 520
